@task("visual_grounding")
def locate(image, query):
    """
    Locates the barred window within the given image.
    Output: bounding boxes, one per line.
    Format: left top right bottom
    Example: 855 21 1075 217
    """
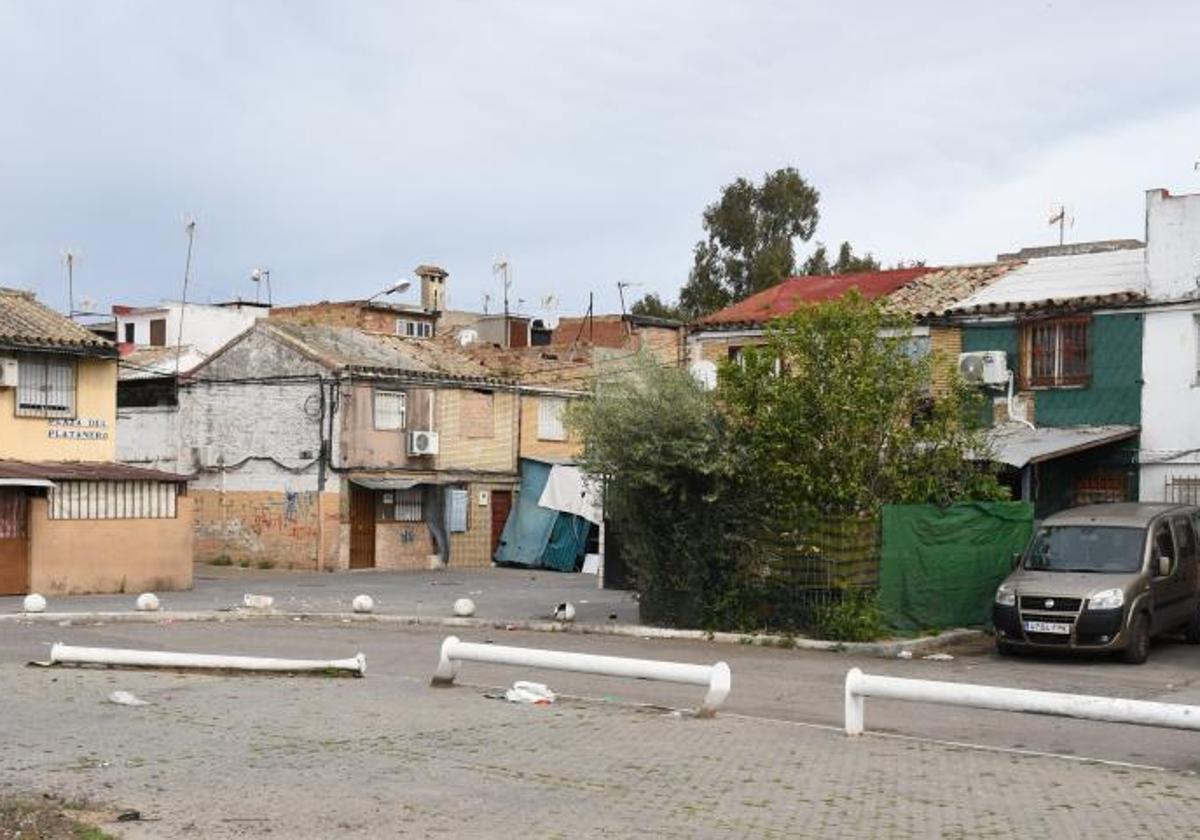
50 480 178 520
373 390 406 430
398 319 432 338
1020 316 1089 388
378 488 423 522
16 354 76 418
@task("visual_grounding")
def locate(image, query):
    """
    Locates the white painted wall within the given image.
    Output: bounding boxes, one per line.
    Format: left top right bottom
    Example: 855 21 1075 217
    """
1140 189 1200 501
116 302 266 359
1146 189 1200 302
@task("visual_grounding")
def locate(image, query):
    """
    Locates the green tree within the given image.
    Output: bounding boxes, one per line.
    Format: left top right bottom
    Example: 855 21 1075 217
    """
800 241 882 276
719 292 1005 519
629 292 684 321
566 358 762 628
679 168 820 318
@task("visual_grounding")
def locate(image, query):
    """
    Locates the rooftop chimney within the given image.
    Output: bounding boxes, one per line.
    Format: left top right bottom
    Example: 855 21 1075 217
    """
415 265 448 313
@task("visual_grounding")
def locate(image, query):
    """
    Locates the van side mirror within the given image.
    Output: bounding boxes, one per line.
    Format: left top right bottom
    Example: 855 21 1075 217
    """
1011 552 1022 570
1158 555 1172 577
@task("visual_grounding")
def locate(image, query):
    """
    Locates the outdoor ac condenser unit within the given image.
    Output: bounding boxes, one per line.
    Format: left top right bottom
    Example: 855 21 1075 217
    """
409 430 440 456
0 357 17 388
958 351 1009 386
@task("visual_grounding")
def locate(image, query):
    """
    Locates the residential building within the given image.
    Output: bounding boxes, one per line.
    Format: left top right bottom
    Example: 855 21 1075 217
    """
0 288 191 595
120 318 523 572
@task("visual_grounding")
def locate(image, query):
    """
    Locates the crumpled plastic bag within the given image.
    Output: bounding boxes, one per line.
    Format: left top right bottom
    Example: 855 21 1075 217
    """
504 681 555 705
108 690 150 707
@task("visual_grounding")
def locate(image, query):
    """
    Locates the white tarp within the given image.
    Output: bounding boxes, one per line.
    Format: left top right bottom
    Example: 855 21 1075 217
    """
537 465 603 525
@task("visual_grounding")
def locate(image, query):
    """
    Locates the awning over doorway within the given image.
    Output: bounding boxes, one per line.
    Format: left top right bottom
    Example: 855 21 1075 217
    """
348 475 421 491
0 478 55 488
980 424 1139 469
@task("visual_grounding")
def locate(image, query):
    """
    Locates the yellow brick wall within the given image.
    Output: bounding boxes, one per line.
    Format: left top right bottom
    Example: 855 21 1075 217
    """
447 481 514 568
436 388 517 472
375 520 437 570
519 394 582 461
929 327 963 397
691 333 767 365
637 326 684 365
192 489 339 570
0 356 117 461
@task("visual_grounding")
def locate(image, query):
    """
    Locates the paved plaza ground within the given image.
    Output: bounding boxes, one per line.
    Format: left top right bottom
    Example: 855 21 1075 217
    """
1 614 1199 838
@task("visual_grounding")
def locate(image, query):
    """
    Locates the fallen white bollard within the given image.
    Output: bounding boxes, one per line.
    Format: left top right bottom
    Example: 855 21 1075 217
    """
432 635 731 717
45 643 366 676
843 666 1200 736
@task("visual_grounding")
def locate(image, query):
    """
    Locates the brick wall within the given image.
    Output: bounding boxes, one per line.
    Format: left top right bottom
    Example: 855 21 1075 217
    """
637 325 683 365
519 394 582 461
691 332 767 365
436 388 518 473
447 481 514 568
192 489 339 570
929 327 962 397
375 520 437 570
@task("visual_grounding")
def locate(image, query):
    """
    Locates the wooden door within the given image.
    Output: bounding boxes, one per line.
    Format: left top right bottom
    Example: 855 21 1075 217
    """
0 490 29 595
349 485 376 569
490 490 513 560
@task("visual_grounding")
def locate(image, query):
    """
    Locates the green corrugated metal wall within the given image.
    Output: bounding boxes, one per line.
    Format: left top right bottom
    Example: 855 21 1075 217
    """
961 313 1142 427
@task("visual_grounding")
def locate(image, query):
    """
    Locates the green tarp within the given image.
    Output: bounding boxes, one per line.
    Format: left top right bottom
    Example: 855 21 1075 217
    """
494 459 593 572
880 502 1034 632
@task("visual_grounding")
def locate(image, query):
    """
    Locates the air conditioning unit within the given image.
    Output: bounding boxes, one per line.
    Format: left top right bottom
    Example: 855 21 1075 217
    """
0 357 17 388
409 430 440 456
958 351 1010 386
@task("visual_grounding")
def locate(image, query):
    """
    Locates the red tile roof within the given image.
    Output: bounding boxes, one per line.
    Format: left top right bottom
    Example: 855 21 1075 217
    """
0 460 191 482
696 267 935 326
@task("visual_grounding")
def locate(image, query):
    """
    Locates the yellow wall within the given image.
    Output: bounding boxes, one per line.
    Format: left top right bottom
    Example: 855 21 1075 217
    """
28 496 194 594
0 356 117 462
930 327 963 397
518 394 582 461
447 481 513 568
435 388 518 473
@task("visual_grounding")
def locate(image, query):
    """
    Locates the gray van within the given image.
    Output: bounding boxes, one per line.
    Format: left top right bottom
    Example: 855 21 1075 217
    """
993 503 1200 663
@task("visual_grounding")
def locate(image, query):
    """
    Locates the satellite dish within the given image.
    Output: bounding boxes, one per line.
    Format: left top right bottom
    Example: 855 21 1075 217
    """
457 328 479 347
689 360 718 391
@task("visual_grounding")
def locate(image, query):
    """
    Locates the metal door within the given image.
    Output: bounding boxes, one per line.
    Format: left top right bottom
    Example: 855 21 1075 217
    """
0 490 29 595
349 484 376 569
1149 518 1189 631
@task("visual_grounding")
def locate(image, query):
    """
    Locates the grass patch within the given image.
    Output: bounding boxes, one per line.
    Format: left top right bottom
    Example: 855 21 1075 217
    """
0 794 117 840
209 555 233 567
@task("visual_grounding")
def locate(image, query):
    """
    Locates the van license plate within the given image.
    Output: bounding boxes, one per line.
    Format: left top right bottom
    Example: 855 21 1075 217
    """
1023 620 1071 635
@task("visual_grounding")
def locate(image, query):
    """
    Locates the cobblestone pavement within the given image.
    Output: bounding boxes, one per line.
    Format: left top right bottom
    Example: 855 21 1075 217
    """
2 622 1199 838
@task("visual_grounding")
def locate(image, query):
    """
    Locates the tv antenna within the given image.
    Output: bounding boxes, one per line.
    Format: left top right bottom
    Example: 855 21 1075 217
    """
492 258 512 348
61 248 79 318
176 213 198 379
250 267 272 305
1047 204 1075 246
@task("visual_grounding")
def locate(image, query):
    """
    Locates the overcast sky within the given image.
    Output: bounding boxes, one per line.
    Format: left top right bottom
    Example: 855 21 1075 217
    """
2 1 1199 319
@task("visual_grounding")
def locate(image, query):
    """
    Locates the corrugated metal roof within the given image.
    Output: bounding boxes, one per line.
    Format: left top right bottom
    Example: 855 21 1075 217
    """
948 250 1147 315
0 460 191 482
698 267 933 327
0 288 116 356
981 424 1139 468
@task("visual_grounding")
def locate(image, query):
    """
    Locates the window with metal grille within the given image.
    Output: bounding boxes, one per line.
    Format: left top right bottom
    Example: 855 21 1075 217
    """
1020 316 1089 388
49 480 178 519
378 488 423 522
1166 475 1200 506
373 390 406 430
446 487 469 533
537 397 567 441
16 354 76 418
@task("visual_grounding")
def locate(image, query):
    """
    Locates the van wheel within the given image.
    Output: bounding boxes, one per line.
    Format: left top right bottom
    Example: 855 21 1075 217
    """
1121 613 1150 664
995 638 1017 656
1185 605 1200 645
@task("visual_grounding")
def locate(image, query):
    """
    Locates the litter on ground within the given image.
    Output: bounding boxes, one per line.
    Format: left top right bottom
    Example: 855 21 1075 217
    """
504 681 556 705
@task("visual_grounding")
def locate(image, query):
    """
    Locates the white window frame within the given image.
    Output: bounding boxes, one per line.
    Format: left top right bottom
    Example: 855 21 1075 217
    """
537 397 567 442
16 353 76 418
373 390 407 431
398 319 433 339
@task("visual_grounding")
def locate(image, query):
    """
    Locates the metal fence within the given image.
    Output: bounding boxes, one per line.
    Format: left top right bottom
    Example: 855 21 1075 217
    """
1165 474 1200 506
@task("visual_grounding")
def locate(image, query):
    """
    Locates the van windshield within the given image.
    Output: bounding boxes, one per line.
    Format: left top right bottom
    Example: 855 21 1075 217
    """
1023 526 1145 573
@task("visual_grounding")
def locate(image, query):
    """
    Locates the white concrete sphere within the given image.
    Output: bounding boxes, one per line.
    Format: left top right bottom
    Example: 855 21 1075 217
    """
553 602 576 622
452 597 476 617
136 592 161 612
351 594 375 614
22 593 47 613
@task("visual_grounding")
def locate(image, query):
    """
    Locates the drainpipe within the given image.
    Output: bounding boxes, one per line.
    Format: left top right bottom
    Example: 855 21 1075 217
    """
1007 372 1035 431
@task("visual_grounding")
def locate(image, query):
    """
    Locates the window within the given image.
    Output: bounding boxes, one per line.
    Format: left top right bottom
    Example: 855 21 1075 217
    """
149 318 167 347
16 354 76 418
1153 522 1176 565
373 390 406 430
1172 516 1198 564
1020 316 1089 388
461 391 494 439
49 481 179 520
727 345 744 365
377 488 423 522
398 319 432 338
538 397 567 441
123 323 135 343
446 487 469 533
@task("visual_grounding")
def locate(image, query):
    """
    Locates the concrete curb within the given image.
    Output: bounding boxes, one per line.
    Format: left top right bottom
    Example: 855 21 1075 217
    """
0 608 985 658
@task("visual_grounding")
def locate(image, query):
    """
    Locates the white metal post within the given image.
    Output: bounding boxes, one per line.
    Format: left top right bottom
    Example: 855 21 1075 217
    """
48 643 366 676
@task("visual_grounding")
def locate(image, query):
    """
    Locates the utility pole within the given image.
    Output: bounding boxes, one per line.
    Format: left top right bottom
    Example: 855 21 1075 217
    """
175 215 197 381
